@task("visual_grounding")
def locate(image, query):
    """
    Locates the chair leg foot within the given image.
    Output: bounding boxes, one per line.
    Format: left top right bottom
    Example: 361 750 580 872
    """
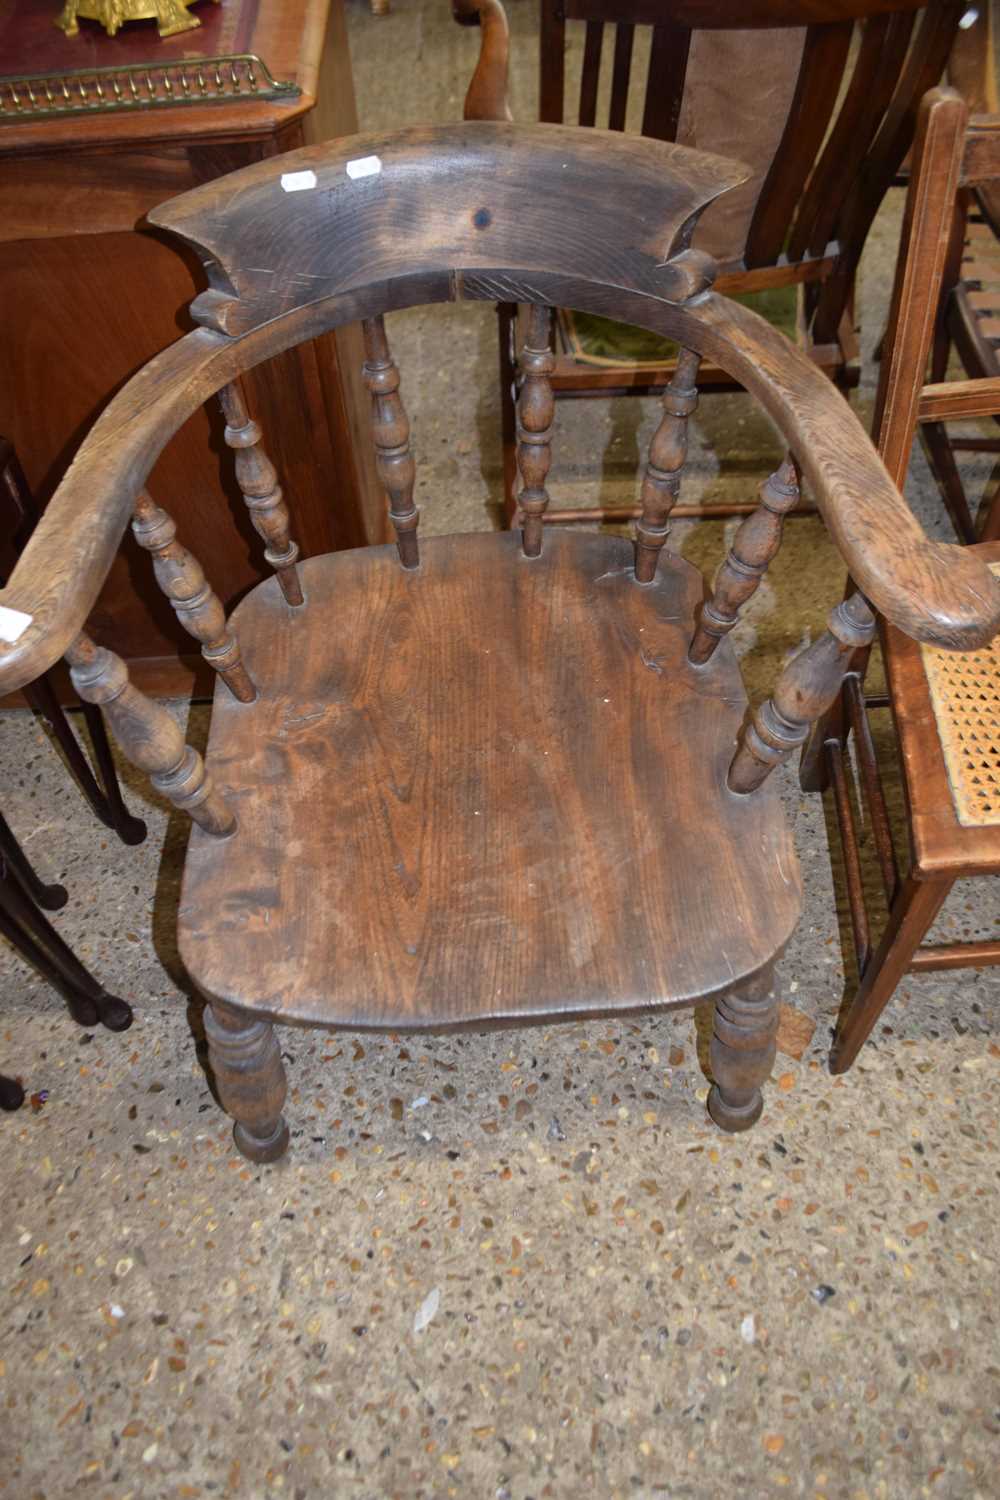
706 970 778 1135
204 1003 289 1164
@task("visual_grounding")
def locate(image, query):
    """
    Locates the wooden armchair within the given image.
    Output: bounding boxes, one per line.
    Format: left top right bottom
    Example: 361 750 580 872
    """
455 0 965 525
1 123 997 1162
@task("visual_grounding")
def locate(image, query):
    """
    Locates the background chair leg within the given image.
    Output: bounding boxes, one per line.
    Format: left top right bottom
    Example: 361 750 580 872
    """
707 967 778 1133
830 872 951 1075
23 674 147 847
0 863 133 1032
0 811 67 910
920 422 977 543
0 1075 25 1111
204 1003 290 1163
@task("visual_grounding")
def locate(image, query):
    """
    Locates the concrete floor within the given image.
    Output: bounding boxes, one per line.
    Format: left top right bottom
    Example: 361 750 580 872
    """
3 3 1000 1497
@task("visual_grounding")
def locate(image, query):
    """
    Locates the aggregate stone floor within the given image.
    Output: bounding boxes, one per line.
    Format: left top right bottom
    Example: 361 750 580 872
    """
3 4 1000 1499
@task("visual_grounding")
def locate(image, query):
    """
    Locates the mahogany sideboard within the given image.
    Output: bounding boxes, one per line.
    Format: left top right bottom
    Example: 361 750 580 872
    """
0 0 386 699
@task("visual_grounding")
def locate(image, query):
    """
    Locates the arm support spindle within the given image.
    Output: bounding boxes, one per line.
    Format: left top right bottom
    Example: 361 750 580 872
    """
728 593 876 794
132 492 255 703
219 380 304 607
634 348 701 583
66 634 236 837
689 457 799 663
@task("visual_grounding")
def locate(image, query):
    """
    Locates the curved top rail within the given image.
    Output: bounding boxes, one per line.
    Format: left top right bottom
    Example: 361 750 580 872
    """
1 122 999 694
147 122 749 336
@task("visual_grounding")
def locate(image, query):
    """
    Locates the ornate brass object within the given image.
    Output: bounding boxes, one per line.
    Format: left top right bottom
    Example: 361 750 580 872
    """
0 55 300 120
55 0 218 41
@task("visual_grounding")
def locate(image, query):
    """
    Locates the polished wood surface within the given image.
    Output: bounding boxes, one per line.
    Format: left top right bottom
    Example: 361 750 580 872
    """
179 532 801 1027
0 0 384 697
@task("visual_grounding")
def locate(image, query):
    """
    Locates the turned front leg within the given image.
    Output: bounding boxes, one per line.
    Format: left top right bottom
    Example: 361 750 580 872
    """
204 1003 290 1163
707 968 778 1133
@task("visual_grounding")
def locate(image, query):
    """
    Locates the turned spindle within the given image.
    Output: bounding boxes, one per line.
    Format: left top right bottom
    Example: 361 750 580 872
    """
218 380 304 607
362 316 419 569
689 457 800 664
634 347 701 583
66 633 236 837
728 593 876 794
516 304 555 558
132 491 255 703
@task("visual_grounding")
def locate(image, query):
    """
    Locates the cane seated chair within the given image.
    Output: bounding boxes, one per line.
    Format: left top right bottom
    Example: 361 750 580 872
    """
1 123 997 1162
814 90 1000 1073
455 0 965 524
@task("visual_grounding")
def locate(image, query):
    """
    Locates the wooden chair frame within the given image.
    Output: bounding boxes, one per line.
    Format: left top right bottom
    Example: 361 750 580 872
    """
808 89 1000 1073
1 122 997 1160
455 0 965 526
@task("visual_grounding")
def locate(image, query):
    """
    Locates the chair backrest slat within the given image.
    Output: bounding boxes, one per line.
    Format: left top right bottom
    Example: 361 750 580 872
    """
578 20 604 127
641 22 691 143
787 10 915 263
608 23 636 132
743 22 853 268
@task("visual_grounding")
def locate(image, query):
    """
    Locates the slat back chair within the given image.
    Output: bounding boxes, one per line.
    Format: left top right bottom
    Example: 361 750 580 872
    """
815 88 1000 1073
456 0 965 525
1 122 997 1163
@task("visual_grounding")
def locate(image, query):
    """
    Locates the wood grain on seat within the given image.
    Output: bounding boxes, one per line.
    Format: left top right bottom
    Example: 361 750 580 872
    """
179 531 800 1028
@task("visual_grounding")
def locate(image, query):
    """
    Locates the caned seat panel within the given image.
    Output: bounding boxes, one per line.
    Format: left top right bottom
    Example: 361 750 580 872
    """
178 530 801 1028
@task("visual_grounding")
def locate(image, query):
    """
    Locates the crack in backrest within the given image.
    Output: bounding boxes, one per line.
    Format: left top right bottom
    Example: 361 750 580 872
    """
2 120 1000 827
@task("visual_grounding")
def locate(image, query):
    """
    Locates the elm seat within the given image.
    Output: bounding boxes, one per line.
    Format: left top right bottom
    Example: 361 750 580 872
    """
178 531 801 1028
2 121 997 1164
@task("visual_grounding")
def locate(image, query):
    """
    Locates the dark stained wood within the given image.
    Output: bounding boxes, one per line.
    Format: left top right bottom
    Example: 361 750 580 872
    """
131 491 256 703
707 968 779 1133
179 532 801 1028
634 347 701 583
579 21 604 127
608 24 636 132
689 457 800 663
6 118 999 1157
641 22 692 143
362 317 420 570
204 1004 290 1163
744 22 853 269
812 1 967 344
516 305 555 557
458 0 961 524
218 382 305 608
560 0 931 23
66 633 236 839
787 10 915 262
729 593 876 792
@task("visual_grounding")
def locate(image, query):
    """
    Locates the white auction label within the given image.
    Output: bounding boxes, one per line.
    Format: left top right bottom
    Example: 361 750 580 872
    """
0 605 33 643
280 170 318 193
346 155 382 180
